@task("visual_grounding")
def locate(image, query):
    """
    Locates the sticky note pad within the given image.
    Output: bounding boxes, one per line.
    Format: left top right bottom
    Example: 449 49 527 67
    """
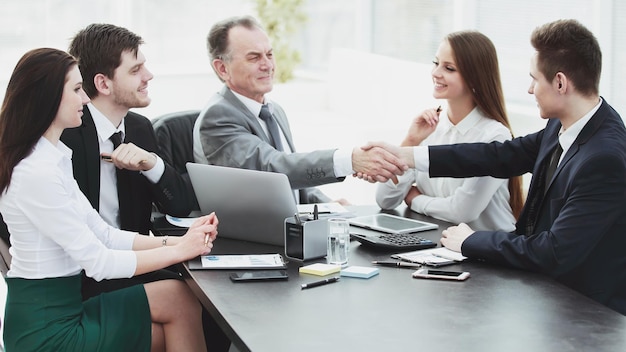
299 263 342 276
340 266 379 279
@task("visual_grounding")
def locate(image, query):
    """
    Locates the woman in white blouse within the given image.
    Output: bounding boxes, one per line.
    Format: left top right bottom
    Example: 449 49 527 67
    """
376 31 524 231
0 48 215 351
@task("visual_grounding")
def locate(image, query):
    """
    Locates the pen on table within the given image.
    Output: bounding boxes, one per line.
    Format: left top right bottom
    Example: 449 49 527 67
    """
301 276 340 290
372 260 422 269
313 204 319 220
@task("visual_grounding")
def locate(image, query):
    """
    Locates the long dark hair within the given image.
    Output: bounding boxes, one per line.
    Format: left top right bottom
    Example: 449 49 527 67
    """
446 31 524 219
0 48 77 192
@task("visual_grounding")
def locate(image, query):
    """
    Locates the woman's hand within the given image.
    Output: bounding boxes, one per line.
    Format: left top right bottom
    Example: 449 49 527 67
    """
401 107 441 147
178 213 220 259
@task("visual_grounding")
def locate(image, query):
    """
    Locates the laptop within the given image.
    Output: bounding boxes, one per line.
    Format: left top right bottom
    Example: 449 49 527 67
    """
186 163 297 246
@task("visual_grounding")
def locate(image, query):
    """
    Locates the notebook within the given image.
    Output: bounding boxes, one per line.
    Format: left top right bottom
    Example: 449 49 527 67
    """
186 163 298 246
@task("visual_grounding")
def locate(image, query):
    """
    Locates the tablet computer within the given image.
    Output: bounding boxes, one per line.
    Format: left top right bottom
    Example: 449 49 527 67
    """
348 214 438 234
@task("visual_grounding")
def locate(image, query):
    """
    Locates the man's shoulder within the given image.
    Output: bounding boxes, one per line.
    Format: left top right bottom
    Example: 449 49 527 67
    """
125 110 152 129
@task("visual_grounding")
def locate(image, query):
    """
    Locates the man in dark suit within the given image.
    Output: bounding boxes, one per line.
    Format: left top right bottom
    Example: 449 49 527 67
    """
366 19 626 315
61 24 231 351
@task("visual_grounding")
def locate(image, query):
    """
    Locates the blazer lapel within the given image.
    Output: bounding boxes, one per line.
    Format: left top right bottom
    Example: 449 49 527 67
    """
221 86 280 146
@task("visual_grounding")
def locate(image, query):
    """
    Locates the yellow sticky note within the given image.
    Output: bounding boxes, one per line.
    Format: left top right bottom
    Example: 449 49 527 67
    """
299 263 342 276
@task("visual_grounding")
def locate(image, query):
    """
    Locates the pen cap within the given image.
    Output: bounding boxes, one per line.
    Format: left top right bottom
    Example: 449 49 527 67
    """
284 218 328 261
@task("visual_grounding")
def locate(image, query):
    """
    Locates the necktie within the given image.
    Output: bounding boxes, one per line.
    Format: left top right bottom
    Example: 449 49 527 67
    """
109 131 128 222
525 142 563 235
544 143 563 188
110 131 123 149
259 104 284 151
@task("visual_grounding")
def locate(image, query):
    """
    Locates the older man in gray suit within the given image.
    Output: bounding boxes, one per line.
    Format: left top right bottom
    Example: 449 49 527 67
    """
193 15 406 204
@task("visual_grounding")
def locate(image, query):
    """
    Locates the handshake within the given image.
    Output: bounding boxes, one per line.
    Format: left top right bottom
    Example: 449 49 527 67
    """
351 141 415 183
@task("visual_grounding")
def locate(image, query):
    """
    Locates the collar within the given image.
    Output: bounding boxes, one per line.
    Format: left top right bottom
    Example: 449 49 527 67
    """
35 136 73 163
440 106 482 135
88 103 126 142
558 98 602 152
230 89 274 117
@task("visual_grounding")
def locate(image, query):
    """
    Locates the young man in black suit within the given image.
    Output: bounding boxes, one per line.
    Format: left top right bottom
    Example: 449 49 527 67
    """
61 24 231 351
364 19 626 315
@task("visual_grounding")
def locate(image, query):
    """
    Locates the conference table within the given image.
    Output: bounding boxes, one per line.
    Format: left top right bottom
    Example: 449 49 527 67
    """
164 206 626 352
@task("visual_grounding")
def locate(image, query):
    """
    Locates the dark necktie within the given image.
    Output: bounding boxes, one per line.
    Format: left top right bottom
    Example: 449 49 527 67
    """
110 131 123 149
544 143 563 189
259 104 284 151
109 131 128 220
525 142 563 235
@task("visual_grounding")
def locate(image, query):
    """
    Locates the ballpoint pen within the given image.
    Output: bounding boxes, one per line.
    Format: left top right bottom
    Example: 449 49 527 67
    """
436 105 442 113
313 204 319 220
372 260 422 269
301 276 340 290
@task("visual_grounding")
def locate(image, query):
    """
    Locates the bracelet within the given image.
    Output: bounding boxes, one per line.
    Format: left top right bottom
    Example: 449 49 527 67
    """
162 235 168 246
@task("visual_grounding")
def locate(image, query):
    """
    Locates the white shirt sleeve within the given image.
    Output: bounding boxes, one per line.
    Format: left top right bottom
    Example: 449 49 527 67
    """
14 162 137 281
413 146 430 172
375 171 416 209
333 148 354 177
140 154 165 183
410 176 508 224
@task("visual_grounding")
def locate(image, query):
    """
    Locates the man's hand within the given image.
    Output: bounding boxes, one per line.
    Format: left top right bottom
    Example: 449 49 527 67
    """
351 145 408 183
104 142 157 171
440 223 474 252
353 141 414 183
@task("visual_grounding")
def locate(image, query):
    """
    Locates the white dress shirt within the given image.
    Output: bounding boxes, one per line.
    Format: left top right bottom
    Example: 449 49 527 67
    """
0 137 137 281
377 107 516 232
89 103 165 228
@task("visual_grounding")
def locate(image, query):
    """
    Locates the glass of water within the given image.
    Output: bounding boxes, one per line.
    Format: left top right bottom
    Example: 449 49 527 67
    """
327 218 350 267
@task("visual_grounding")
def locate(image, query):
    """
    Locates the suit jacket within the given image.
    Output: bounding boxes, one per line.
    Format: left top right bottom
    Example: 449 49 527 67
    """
193 86 341 203
428 99 626 315
60 106 192 234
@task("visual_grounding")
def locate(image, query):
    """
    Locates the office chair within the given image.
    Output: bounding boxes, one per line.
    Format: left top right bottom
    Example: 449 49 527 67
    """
152 110 201 211
0 215 11 277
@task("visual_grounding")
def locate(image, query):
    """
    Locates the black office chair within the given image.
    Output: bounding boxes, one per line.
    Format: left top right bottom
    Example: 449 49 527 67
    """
0 215 12 277
152 110 201 211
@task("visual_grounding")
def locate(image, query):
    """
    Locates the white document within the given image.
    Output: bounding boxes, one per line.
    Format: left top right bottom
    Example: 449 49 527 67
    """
198 254 286 269
393 247 467 265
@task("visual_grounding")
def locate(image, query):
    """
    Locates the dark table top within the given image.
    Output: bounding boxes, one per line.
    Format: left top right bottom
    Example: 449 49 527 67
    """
172 206 626 352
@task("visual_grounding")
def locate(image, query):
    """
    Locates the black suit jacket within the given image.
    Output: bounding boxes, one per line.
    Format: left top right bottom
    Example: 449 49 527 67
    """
60 106 192 234
428 99 626 315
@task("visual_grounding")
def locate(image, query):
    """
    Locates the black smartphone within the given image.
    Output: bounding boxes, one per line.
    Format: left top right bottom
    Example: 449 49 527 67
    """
229 270 289 282
412 269 470 281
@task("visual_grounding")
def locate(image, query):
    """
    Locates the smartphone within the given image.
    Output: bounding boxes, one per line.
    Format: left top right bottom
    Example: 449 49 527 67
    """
412 269 470 281
229 270 289 282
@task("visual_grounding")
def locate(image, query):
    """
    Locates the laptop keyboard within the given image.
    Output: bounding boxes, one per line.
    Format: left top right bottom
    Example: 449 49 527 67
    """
351 232 437 251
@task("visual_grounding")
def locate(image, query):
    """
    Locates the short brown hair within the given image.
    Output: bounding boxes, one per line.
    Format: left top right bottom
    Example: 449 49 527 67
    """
530 19 601 96
69 23 144 98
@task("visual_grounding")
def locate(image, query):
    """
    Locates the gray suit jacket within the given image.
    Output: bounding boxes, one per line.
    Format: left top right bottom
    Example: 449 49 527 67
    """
193 86 343 203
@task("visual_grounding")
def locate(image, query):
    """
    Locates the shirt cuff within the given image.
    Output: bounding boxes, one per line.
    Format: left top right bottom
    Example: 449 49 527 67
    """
411 194 434 215
333 148 353 177
413 146 430 172
140 154 165 183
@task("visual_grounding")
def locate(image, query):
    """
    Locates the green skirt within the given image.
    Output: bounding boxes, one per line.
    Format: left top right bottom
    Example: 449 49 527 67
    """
3 273 151 352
